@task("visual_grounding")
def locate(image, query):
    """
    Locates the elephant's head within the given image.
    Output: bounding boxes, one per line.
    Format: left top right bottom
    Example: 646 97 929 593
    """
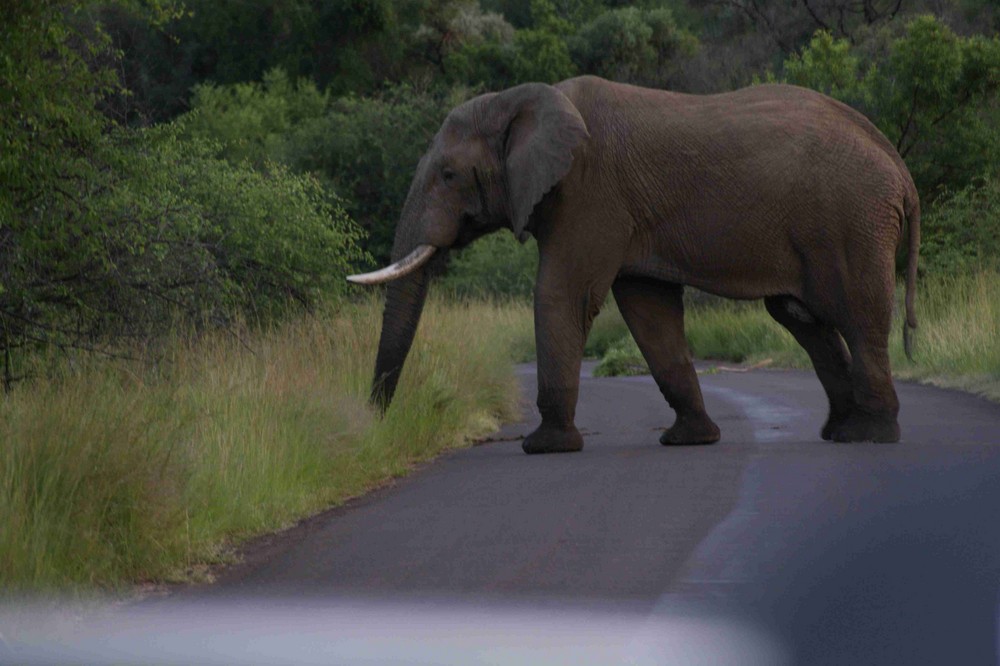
348 83 589 411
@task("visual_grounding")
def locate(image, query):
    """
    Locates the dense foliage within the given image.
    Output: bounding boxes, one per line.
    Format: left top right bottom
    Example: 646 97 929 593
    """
2 0 998 378
921 177 1000 274
441 234 540 299
7 122 361 351
0 1 364 385
182 72 462 263
777 18 1000 198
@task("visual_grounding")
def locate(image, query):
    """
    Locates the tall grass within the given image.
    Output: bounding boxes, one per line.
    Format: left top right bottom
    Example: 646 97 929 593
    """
9 271 995 591
0 297 528 591
595 271 1000 401
684 301 808 367
594 299 807 377
499 296 625 362
889 271 1000 400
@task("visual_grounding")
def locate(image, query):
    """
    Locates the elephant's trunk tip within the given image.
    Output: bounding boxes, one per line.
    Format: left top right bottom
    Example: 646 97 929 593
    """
347 245 437 285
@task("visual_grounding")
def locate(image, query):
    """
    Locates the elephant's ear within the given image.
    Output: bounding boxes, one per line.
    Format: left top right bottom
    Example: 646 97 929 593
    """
496 83 589 241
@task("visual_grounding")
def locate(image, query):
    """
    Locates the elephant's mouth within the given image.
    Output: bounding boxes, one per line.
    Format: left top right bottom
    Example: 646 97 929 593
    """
453 216 501 250
451 228 479 250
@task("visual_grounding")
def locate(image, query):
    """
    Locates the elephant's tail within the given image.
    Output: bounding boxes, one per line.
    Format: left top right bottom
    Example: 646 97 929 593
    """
902 192 920 362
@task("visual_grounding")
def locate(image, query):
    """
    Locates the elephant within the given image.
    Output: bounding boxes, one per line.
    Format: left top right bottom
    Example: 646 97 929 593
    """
348 75 920 453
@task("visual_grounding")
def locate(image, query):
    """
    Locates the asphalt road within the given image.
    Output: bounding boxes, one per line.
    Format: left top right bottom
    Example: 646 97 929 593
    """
198 361 1000 664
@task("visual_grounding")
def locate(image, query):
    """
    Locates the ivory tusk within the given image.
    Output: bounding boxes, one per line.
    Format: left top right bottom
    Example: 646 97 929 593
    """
346 244 437 285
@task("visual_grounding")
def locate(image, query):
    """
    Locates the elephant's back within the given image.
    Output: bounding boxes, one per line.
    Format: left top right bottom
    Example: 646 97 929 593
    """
559 76 912 216
558 77 904 173
557 77 912 299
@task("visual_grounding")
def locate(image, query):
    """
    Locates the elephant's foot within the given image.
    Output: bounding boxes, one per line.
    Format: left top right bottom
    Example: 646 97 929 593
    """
820 408 852 441
828 411 900 443
522 424 584 454
659 414 721 446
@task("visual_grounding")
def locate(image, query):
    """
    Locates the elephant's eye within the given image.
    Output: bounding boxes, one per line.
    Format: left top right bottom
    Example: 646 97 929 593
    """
442 168 458 184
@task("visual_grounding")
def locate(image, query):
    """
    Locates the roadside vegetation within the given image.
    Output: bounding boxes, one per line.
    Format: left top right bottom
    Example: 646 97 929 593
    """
594 271 1000 405
2 0 997 590
0 297 528 590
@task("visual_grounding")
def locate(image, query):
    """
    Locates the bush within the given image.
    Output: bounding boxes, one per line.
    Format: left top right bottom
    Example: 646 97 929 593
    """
585 299 629 358
1 123 365 381
921 177 1000 274
183 76 464 266
441 233 538 299
183 69 330 167
317 85 467 264
2 5 367 381
570 6 699 87
446 25 577 88
100 125 366 322
778 18 1000 199
593 336 647 377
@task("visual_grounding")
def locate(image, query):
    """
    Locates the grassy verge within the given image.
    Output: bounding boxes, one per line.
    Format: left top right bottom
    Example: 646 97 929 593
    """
889 271 1000 400
594 271 1000 403
0 296 530 592
595 299 806 377
13 270 991 591
505 297 631 363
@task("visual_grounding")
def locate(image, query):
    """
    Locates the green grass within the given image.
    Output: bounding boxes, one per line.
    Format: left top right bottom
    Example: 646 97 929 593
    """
594 271 1000 404
0 296 528 591
502 296 628 362
889 271 1000 400
594 298 807 377
9 271 997 592
684 301 809 367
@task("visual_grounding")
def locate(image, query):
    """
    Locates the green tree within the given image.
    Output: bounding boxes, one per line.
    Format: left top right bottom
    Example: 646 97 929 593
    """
183 69 329 166
781 17 1000 198
445 25 576 87
920 177 1000 273
2 0 120 385
1 2 365 387
509 27 578 82
482 0 609 28
877 16 1000 190
570 6 698 86
180 71 460 266
316 86 466 264
441 233 539 298
100 0 411 122
782 30 875 102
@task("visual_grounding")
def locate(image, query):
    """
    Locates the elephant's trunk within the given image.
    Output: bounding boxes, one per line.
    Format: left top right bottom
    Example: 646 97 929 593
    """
362 153 448 411
370 268 429 411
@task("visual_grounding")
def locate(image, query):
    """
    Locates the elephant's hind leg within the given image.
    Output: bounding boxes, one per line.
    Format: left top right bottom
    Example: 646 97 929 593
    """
828 256 902 443
835 325 901 443
764 296 854 440
612 277 720 446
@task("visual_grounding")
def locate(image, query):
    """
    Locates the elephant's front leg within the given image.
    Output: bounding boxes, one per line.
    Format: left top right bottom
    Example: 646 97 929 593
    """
522 279 609 455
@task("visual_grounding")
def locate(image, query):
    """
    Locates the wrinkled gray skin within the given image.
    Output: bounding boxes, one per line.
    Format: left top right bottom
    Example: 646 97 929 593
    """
371 76 920 453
